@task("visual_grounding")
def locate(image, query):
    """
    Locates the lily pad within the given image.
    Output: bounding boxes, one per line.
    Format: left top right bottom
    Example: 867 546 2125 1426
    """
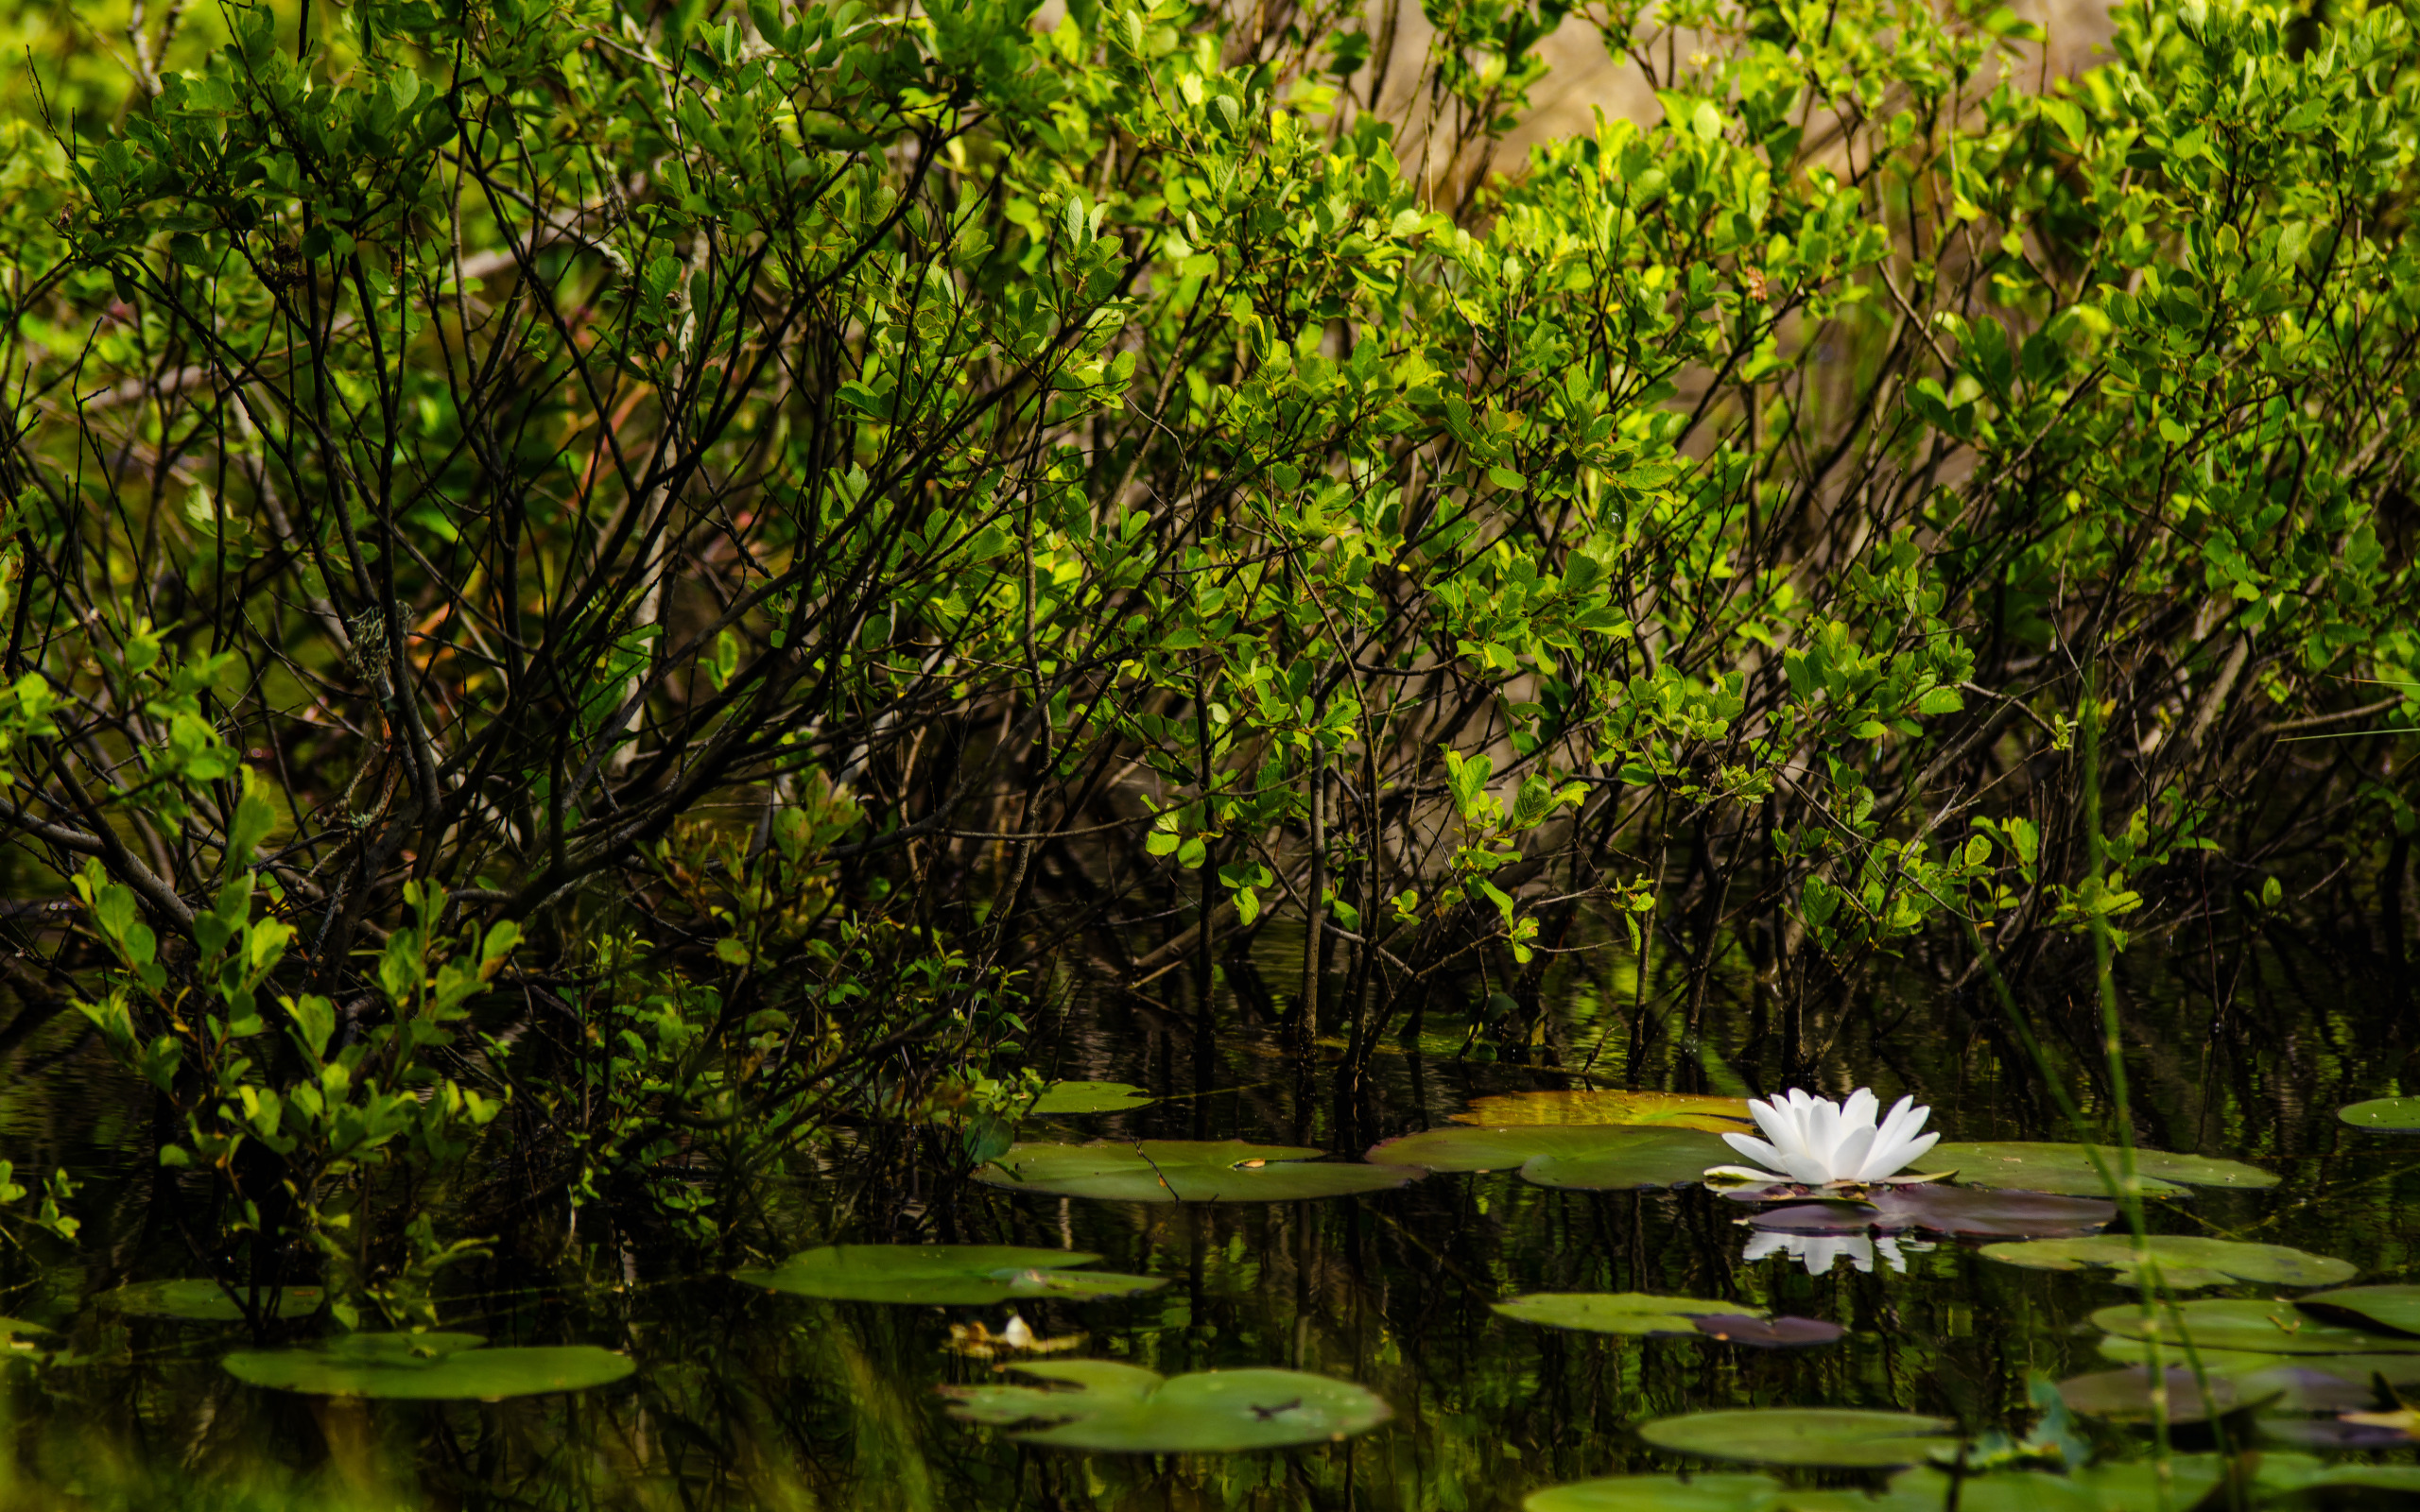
2092 1298 2420 1355
2338 1096 2420 1130
95 1280 323 1322
1523 1474 1785 1511
1979 1235 2356 1290
1637 1408 1957 1468
223 1334 634 1399
2094 1334 2420 1383
731 1246 1167 1306
1930 1142 2274 1197
975 1141 1420 1203
1366 1125 1731 1190
1689 1314 1843 1348
1741 1186 2116 1239
941 1358 1391 1452
1490 1293 1841 1349
1027 1082 1156 1116
2056 1365 2366 1420
1450 1091 1754 1132
1886 1458 2228 1512
2294 1284 2420 1335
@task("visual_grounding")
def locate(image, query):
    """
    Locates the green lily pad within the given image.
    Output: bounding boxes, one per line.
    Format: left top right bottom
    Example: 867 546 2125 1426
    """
2294 1284 2420 1335
2338 1097 2420 1130
2092 1334 2420 1384
1979 1235 2356 1290
1494 1293 1747 1335
1523 1473 1784 1511
1886 1458 2227 1512
732 1246 1167 1305
2092 1298 2420 1355
223 1335 634 1399
95 1280 324 1322
1028 1082 1156 1116
1366 1125 1731 1190
941 1359 1391 1452
0 1317 54 1339
975 1142 1419 1203
1491 1293 1841 1348
1930 1143 2275 1197
1637 1408 1957 1468
2056 1364 2365 1421
1451 1091 1754 1132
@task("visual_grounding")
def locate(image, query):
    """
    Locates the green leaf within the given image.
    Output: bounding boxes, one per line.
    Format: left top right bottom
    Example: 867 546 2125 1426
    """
1637 1409 1956 1468
943 1361 1390 1452
224 1338 633 1399
1979 1235 2354 1290
731 1246 1166 1305
974 1141 1421 1203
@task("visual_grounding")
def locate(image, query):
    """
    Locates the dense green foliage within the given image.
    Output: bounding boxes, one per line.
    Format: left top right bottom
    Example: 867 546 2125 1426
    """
1 0 2417 1321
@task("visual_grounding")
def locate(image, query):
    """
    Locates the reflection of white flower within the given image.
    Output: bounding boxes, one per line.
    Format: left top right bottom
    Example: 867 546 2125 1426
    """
1743 1230 1933 1276
1718 1087 1940 1186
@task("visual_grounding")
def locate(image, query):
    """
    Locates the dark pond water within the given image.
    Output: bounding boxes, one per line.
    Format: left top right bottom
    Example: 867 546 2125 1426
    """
5 920 2420 1509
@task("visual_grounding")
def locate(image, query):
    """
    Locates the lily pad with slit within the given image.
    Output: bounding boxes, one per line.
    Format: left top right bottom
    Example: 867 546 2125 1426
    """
1739 1185 2116 1239
2092 1298 2420 1355
941 1358 1391 1452
2338 1097 2420 1131
95 1280 324 1322
1522 1473 1786 1511
1979 1235 2355 1290
732 1246 1167 1305
223 1333 634 1399
1027 1082 1156 1116
1449 1091 1754 1132
1929 1142 2274 1197
1365 1125 1731 1190
2294 1284 2420 1335
976 1141 1420 1203
2056 1365 2366 1420
1637 1408 1957 1468
1492 1293 1840 1348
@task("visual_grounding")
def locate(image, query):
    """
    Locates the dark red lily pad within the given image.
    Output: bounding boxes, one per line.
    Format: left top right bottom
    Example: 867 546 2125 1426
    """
1740 1185 2115 1240
1688 1314 1843 1349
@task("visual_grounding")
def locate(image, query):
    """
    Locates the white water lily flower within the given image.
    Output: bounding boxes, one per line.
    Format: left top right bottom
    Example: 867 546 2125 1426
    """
1718 1087 1940 1187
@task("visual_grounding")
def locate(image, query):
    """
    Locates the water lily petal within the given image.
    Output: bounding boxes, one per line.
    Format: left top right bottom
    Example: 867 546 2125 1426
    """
1830 1125 1879 1183
1722 1133 1790 1171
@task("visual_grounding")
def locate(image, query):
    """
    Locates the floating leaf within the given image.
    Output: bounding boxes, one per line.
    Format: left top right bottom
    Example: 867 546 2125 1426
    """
1027 1081 1156 1116
976 1141 1420 1203
2295 1283 2420 1336
1930 1143 2273 1197
2056 1366 2364 1421
1367 1125 1730 1190
1489 1293 1840 1349
1979 1235 2355 1290
1637 1408 1956 1468
1523 1473 1785 1511
1450 1091 1754 1132
95 1280 322 1322
732 1246 1167 1306
942 1359 1391 1452
1741 1185 2115 1239
2094 1335 2420 1383
0 1317 54 1340
2092 1299 2420 1355
2337 1097 2420 1131
223 1335 634 1399
1689 1314 1843 1349
1886 1457 2229 1512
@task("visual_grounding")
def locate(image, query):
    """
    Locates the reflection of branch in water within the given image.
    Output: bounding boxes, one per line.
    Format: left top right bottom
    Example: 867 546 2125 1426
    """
1742 1230 1937 1276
